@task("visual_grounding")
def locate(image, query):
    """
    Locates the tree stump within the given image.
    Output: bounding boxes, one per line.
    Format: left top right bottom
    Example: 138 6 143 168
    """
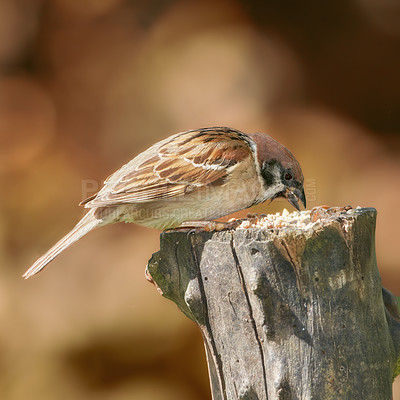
146 207 400 400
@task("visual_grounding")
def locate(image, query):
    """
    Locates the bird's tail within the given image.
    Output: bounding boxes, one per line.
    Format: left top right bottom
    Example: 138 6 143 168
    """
23 210 103 279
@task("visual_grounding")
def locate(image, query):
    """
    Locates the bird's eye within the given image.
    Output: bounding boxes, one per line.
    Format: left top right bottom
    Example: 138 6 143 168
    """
284 171 293 181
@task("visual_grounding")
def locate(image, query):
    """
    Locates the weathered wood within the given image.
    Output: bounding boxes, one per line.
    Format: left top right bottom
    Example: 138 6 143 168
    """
146 207 400 400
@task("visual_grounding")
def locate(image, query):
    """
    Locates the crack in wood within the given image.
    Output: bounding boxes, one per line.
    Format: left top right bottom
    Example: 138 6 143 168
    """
227 292 238 318
188 233 228 400
230 235 269 399
281 239 303 296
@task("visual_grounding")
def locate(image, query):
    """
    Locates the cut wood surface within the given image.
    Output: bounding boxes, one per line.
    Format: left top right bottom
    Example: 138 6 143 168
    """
146 207 400 400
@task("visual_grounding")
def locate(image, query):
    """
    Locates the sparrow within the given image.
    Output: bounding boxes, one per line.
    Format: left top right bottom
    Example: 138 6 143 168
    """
23 127 305 279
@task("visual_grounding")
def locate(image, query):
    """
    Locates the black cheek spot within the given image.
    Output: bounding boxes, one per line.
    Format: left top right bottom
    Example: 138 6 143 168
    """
262 169 274 187
261 160 279 187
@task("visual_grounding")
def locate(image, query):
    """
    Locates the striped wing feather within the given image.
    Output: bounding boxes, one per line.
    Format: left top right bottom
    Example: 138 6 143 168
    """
83 128 253 207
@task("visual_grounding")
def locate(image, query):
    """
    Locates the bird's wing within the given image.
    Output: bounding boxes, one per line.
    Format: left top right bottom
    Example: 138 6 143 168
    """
81 127 254 207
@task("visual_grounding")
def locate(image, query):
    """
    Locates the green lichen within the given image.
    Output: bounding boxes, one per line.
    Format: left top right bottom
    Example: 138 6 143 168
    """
393 356 400 381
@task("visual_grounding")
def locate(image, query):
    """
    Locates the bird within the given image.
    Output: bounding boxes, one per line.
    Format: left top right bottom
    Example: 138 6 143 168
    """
23 127 306 279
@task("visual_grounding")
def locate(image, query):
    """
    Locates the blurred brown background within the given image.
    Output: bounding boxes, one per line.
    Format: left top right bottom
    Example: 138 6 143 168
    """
1 0 400 399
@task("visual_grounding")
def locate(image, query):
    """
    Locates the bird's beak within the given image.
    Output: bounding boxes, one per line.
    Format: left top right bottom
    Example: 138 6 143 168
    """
285 187 306 211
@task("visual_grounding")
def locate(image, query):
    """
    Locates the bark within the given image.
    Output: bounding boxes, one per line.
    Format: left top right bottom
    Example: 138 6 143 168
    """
146 207 400 400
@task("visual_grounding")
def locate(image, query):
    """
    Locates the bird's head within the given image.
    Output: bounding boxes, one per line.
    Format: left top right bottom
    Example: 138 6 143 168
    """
249 133 306 211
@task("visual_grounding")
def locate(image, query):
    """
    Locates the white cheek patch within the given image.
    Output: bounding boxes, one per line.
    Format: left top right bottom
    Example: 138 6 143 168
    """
261 182 285 203
271 163 282 182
